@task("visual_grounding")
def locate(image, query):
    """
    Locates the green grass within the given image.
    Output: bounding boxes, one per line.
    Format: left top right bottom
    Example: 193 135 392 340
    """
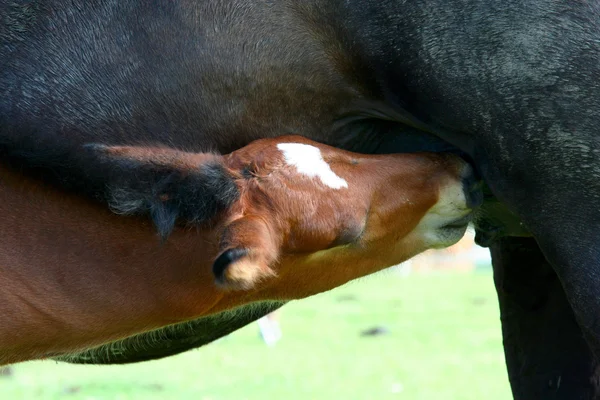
1 270 511 400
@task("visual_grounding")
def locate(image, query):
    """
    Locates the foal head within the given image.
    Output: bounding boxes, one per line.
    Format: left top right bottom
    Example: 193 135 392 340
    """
90 135 481 294
215 136 480 291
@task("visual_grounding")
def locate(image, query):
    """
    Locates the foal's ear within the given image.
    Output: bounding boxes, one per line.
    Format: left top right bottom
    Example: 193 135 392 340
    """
213 215 280 290
83 144 239 240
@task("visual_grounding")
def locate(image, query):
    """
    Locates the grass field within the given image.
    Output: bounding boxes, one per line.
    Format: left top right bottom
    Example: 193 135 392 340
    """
1 270 511 400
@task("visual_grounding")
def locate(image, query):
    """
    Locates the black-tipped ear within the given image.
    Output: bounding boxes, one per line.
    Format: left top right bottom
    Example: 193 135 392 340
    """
82 143 240 241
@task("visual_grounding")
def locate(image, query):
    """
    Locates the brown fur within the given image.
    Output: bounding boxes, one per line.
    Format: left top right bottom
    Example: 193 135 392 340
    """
0 135 472 365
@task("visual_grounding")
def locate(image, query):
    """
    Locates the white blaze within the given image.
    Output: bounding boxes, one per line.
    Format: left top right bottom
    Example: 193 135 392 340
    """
276 143 348 189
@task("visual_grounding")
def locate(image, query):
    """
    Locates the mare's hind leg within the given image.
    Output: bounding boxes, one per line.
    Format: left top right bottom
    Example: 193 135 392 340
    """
490 237 600 399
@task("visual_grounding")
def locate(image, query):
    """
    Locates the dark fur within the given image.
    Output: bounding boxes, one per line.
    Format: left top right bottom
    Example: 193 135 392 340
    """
491 237 600 398
0 1 40 43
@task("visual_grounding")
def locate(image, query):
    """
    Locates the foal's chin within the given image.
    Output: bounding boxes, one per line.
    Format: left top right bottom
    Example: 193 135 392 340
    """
409 166 480 250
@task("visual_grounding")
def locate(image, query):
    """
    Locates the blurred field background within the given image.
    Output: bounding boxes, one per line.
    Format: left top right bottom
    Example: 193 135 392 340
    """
0 230 512 400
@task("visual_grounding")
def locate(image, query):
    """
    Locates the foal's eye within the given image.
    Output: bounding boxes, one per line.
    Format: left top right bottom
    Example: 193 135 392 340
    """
241 166 254 179
351 159 359 165
242 161 262 178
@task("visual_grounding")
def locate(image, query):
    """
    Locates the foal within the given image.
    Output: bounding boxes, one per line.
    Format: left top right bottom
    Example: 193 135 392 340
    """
0 136 478 364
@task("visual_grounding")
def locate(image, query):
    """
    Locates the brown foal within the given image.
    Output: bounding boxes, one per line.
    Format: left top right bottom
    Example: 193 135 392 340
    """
0 135 477 365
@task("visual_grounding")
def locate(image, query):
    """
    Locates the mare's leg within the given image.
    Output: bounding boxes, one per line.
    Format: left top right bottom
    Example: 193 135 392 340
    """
478 126 600 365
490 236 600 400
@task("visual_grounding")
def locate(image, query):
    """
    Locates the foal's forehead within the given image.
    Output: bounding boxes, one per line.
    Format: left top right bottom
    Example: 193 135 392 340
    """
276 142 348 190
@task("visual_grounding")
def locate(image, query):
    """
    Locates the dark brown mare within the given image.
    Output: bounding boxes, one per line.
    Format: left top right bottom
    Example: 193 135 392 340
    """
2 1 600 398
0 135 477 365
